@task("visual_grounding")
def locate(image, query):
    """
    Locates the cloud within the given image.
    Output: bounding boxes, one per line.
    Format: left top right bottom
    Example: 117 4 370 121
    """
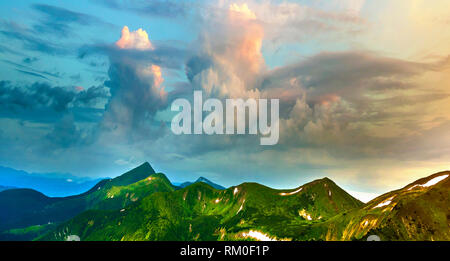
99 27 168 140
229 3 257 20
46 114 82 148
0 81 109 118
1 59 61 80
0 4 109 57
256 51 450 161
234 1 367 46
93 0 190 18
31 4 107 37
15 69 49 80
73 85 110 107
0 44 24 56
324 0 366 16
184 3 265 99
115 26 154 50
261 51 429 101
78 40 189 70
0 29 69 56
22 57 39 64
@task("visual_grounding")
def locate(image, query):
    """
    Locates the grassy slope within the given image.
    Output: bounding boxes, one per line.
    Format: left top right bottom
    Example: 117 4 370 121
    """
39 177 363 241
0 224 57 241
304 171 450 241
0 163 173 233
8 165 448 241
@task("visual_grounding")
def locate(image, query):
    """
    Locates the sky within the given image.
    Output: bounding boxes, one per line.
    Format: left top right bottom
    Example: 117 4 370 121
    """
0 0 450 202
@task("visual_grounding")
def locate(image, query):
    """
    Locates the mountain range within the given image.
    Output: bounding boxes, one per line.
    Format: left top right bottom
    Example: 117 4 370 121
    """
0 162 448 241
0 166 103 197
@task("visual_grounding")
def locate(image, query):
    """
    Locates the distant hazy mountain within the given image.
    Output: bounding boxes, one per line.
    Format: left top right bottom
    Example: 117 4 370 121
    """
178 177 226 190
0 166 103 197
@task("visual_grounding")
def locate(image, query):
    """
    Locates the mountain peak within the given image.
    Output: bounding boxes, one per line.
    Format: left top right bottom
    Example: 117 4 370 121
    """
110 162 156 186
195 177 209 183
320 177 333 183
141 162 152 169
179 176 226 190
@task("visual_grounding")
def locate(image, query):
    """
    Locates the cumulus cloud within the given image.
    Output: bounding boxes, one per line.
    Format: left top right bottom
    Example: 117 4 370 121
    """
186 3 265 99
229 3 257 20
179 3 450 162
115 26 154 50
99 26 168 140
184 1 366 100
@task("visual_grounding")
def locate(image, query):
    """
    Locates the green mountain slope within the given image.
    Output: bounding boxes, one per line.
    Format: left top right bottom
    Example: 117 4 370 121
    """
317 171 450 241
39 177 363 241
0 162 172 234
4 162 448 241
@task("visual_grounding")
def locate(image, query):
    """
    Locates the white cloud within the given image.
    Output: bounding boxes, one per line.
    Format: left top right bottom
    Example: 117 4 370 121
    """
115 26 154 50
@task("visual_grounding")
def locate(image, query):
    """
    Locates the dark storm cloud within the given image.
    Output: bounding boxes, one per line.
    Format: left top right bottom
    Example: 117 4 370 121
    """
0 81 109 118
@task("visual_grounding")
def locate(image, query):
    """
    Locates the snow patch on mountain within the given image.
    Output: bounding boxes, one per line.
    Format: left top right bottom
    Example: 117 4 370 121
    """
408 174 449 191
279 187 302 196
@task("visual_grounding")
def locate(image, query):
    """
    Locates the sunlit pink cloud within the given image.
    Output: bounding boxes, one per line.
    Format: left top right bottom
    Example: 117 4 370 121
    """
115 26 154 50
227 3 264 75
